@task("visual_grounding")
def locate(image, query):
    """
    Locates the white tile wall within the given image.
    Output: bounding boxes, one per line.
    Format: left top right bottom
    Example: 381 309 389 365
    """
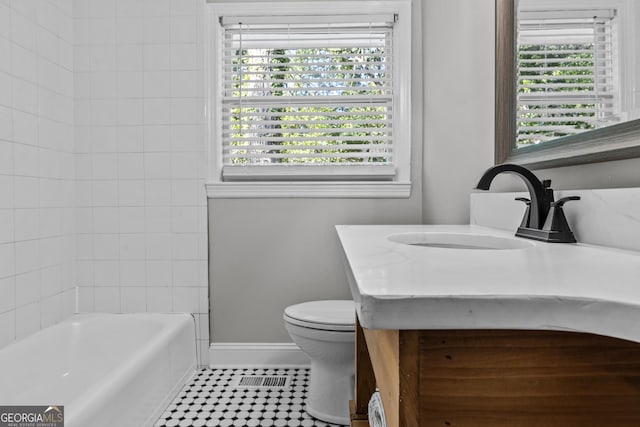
73 0 209 364
0 0 209 365
0 0 76 349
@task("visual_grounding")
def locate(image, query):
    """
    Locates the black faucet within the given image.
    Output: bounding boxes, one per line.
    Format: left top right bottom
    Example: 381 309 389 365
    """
475 164 580 243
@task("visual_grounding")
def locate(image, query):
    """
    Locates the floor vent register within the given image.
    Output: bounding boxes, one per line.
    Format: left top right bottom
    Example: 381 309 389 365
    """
231 375 291 389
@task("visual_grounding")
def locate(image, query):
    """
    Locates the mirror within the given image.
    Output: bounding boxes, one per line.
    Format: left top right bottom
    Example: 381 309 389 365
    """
495 0 640 168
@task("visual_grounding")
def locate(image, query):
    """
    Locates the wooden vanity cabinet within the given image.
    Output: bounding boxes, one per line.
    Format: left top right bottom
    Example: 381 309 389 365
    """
350 318 640 427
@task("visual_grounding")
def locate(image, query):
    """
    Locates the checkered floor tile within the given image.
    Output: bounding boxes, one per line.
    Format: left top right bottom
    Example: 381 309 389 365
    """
154 368 344 427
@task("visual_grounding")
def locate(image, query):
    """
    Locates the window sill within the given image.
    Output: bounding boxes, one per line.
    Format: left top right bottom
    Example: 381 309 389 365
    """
205 181 411 199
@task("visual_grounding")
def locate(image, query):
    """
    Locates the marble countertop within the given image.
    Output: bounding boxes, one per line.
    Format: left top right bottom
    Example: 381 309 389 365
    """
336 224 640 343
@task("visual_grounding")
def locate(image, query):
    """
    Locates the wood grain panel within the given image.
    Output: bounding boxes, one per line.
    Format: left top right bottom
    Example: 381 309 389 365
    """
354 318 376 418
362 328 421 427
364 328 400 427
418 330 640 427
398 331 420 427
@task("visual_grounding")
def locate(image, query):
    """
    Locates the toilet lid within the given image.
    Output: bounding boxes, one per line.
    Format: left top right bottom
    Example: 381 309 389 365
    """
284 300 355 332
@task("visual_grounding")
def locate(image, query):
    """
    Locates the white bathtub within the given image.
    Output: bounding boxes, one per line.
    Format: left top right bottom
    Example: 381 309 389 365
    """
0 313 197 427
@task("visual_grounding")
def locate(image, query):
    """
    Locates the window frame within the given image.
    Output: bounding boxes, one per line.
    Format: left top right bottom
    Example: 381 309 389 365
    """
205 0 412 198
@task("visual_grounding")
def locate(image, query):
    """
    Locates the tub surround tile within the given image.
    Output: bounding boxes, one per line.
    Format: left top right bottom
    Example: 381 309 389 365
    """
171 233 200 260
40 266 63 299
115 0 143 18
117 126 144 152
93 234 120 260
0 141 14 174
143 125 172 152
0 311 15 348
145 181 173 206
93 260 119 285
145 234 172 258
143 46 171 71
119 233 146 259
0 244 15 279
1 0 207 364
15 271 41 307
146 261 173 286
13 176 39 209
15 302 41 341
119 260 147 286
147 286 172 312
0 277 15 314
173 287 199 313
77 287 95 312
14 239 40 275
170 0 199 17
94 286 121 312
40 294 63 328
120 287 147 313
118 180 145 206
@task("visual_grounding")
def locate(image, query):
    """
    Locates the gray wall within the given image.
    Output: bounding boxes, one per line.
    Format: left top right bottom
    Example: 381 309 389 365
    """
421 0 495 224
209 198 422 342
209 0 425 343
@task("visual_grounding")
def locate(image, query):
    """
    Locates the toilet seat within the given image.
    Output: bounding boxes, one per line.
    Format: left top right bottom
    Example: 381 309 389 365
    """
284 300 355 332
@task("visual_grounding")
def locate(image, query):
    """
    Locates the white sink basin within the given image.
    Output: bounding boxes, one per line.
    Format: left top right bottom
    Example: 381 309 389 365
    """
387 232 534 250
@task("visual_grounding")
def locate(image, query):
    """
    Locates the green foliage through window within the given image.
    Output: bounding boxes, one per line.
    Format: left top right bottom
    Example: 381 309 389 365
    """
516 14 618 147
221 23 393 167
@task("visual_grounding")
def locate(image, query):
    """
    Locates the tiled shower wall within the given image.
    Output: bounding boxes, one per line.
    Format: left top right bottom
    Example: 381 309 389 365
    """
73 0 209 363
0 0 77 348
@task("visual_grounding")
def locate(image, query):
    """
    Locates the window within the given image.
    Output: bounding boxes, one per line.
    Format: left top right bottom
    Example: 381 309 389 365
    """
517 7 620 146
206 1 411 197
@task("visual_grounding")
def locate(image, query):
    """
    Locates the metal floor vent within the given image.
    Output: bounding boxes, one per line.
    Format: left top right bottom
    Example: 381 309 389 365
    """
231 375 291 389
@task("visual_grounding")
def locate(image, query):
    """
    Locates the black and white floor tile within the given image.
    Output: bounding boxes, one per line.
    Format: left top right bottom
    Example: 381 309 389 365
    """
154 368 343 427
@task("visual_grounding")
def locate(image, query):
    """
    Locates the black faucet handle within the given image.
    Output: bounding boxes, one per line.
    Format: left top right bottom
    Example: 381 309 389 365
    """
541 195 580 243
515 197 531 229
551 196 580 207
542 179 552 188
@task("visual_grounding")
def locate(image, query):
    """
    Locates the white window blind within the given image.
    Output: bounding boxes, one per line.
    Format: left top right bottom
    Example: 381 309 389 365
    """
517 9 619 146
219 15 396 181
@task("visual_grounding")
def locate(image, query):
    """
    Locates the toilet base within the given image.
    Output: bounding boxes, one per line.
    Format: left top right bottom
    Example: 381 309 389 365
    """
305 359 354 426
283 300 356 426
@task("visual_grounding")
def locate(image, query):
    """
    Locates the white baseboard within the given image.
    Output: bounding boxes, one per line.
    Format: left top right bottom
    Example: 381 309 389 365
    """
209 342 310 368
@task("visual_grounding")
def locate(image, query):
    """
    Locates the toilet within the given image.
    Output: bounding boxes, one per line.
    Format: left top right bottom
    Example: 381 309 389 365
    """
283 300 355 425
